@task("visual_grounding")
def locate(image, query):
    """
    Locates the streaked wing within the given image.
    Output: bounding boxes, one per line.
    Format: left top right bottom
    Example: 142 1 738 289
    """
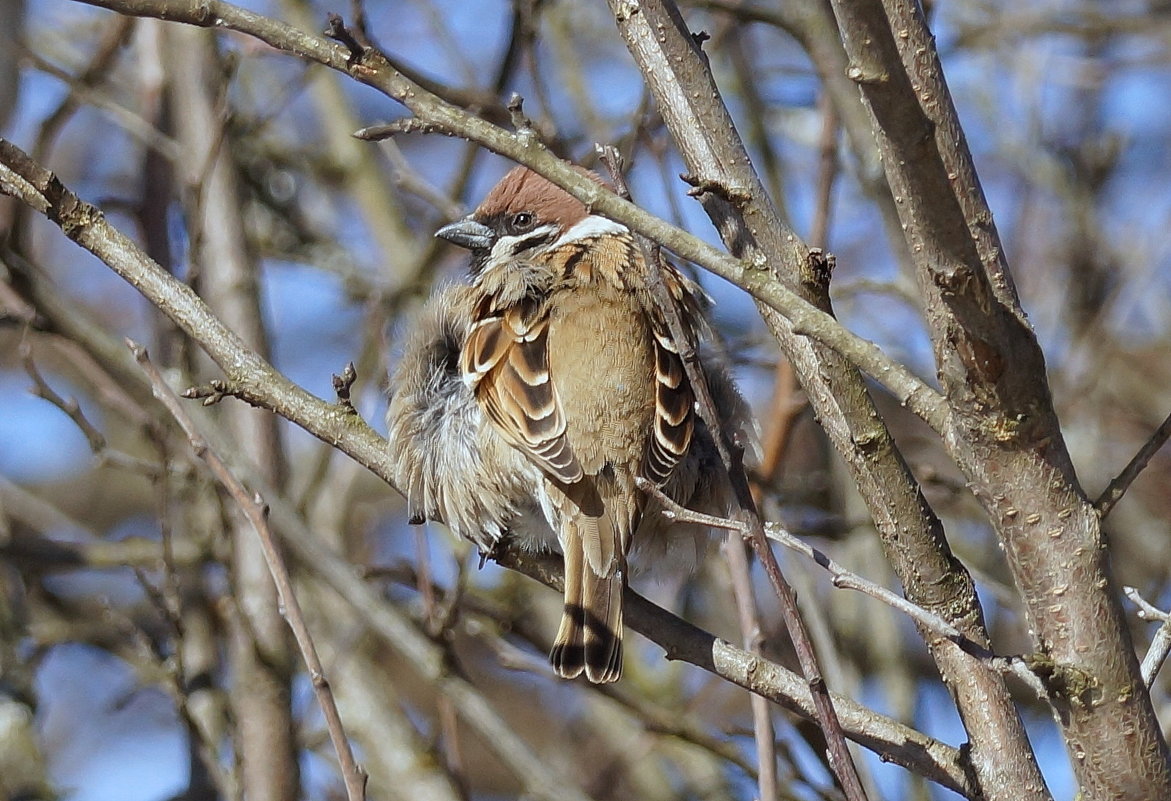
644 323 695 486
463 300 583 483
642 261 705 486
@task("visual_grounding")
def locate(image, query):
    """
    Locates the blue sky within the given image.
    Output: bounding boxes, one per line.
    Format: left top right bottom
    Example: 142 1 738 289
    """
7 1 1171 799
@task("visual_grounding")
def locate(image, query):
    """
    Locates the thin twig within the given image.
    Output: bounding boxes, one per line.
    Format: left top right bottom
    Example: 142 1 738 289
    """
1123 586 1171 688
809 94 839 251
1094 409 1171 517
598 147 867 801
754 358 804 501
639 480 1049 699
496 546 970 796
721 537 779 801
130 340 368 801
21 340 108 453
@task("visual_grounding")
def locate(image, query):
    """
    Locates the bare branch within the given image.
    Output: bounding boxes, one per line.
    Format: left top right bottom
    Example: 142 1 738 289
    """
131 341 369 801
1124 587 1171 688
830 0 1171 794
1095 409 1171 517
600 144 865 801
495 548 971 795
67 0 948 435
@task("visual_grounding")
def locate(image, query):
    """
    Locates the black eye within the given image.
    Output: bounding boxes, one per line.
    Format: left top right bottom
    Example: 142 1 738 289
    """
511 212 534 231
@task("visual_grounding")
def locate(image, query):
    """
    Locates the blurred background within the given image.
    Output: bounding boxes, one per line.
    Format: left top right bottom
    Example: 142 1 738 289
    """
2 1 1171 799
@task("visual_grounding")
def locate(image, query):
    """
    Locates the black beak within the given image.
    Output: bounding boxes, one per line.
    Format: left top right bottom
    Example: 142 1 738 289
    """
435 218 495 250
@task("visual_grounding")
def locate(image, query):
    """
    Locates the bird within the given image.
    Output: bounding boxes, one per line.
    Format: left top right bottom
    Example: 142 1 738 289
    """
387 165 751 683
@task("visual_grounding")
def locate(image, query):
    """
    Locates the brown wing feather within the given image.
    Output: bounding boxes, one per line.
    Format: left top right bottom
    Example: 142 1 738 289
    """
640 260 702 486
462 300 583 483
644 324 695 486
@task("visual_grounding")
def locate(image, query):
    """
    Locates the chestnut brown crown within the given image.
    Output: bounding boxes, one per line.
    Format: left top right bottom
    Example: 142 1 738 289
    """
435 167 621 271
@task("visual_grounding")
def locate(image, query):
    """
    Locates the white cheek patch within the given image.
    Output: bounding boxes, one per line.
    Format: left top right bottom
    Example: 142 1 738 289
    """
552 214 628 248
489 236 519 265
473 234 535 283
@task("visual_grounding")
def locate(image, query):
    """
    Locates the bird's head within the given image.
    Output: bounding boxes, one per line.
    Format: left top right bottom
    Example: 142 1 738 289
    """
435 166 627 276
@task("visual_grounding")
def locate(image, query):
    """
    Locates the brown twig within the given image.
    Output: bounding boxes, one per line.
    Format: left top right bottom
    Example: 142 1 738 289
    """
1094 408 1171 517
809 94 839 251
598 146 867 801
130 340 369 801
754 359 804 498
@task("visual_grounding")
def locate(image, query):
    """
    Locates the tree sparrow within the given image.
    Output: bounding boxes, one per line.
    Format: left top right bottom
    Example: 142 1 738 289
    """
388 166 751 683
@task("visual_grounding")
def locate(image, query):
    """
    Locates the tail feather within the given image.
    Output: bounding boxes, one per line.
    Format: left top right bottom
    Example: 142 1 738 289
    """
551 530 588 680
549 483 626 683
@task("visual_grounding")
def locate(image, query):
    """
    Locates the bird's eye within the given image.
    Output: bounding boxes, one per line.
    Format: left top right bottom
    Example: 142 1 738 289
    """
511 212 534 231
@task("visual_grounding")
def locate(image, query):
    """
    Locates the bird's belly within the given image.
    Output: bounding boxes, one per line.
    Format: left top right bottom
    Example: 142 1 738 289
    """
547 293 656 472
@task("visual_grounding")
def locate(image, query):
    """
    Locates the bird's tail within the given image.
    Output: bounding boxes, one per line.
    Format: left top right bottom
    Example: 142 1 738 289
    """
549 480 631 683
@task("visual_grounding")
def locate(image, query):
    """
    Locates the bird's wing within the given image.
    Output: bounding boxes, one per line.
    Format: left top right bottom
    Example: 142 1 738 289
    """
642 264 700 487
462 297 583 484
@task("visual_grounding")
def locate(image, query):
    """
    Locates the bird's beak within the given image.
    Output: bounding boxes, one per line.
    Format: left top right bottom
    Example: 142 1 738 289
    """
435 218 495 250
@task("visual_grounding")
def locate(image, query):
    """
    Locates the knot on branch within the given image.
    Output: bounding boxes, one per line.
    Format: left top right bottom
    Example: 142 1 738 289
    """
1024 653 1102 710
929 262 976 296
845 63 888 85
183 379 248 407
332 361 358 412
324 13 369 68
678 172 751 206
805 248 835 291
506 94 538 143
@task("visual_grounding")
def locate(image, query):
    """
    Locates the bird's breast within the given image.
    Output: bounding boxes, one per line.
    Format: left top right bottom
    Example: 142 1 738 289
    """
547 285 657 473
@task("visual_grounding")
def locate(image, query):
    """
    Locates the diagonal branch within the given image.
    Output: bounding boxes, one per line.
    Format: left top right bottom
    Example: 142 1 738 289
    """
131 341 369 801
0 132 969 796
1095 408 1171 517
70 0 947 436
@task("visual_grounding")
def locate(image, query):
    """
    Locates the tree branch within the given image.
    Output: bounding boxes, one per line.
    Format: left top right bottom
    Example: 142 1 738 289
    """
1095 408 1171 517
131 341 368 801
0 131 969 797
70 0 948 436
604 2 1045 798
829 0 1171 796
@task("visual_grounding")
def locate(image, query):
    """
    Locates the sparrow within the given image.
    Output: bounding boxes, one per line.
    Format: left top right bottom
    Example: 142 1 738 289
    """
387 165 752 683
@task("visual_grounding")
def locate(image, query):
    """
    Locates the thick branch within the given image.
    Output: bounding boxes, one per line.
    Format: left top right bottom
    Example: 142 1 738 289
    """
605 2 1046 799
829 0 1171 797
71 0 947 435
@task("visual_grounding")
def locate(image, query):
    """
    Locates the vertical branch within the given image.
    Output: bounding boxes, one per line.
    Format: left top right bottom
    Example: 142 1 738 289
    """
599 147 867 801
829 0 1171 797
164 26 300 801
721 537 779 801
605 2 1049 799
133 343 368 801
